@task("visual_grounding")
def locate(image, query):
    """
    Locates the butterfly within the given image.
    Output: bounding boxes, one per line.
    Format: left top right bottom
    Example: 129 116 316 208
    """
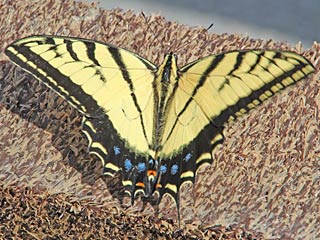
5 35 315 220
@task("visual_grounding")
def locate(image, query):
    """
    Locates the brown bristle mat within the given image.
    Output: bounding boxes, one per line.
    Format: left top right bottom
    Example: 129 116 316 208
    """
0 1 319 239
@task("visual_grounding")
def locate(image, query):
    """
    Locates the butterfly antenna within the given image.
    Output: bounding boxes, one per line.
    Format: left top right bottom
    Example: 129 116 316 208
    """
140 12 160 52
207 23 214 31
174 23 214 55
141 11 184 55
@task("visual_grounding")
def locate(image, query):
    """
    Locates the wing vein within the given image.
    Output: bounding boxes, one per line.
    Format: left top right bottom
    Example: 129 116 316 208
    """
108 47 151 145
163 54 225 142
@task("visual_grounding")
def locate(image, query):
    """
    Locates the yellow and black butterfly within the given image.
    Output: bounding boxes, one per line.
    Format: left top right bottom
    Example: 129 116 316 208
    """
5 35 314 217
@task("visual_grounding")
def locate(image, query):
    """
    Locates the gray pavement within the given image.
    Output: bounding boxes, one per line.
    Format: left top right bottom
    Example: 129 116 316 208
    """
82 0 319 48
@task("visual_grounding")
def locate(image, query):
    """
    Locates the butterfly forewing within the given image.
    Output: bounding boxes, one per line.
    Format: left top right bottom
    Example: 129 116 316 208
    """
5 36 157 155
179 50 314 126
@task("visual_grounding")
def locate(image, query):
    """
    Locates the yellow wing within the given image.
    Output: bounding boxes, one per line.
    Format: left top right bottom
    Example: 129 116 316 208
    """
5 35 157 158
155 50 314 204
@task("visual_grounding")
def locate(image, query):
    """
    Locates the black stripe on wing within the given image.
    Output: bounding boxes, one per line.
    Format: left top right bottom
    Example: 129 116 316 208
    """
5 39 105 117
108 47 151 147
212 52 314 126
180 50 314 127
5 36 158 117
162 54 226 142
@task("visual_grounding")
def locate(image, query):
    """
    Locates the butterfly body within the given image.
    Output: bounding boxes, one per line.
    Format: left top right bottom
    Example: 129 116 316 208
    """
5 35 314 214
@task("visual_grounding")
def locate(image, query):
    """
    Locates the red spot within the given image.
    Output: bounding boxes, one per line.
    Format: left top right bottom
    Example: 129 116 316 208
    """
147 170 157 176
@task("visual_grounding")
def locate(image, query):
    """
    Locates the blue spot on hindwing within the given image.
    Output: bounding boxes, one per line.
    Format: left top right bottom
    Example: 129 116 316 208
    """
137 162 146 172
184 153 192 161
124 159 133 172
148 159 159 167
160 164 167 174
170 164 179 175
113 146 120 155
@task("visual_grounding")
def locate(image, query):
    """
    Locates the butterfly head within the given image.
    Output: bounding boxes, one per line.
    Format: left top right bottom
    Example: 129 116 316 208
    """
156 52 179 86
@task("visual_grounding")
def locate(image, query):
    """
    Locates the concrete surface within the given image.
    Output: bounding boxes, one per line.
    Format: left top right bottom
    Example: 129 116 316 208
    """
81 0 319 49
